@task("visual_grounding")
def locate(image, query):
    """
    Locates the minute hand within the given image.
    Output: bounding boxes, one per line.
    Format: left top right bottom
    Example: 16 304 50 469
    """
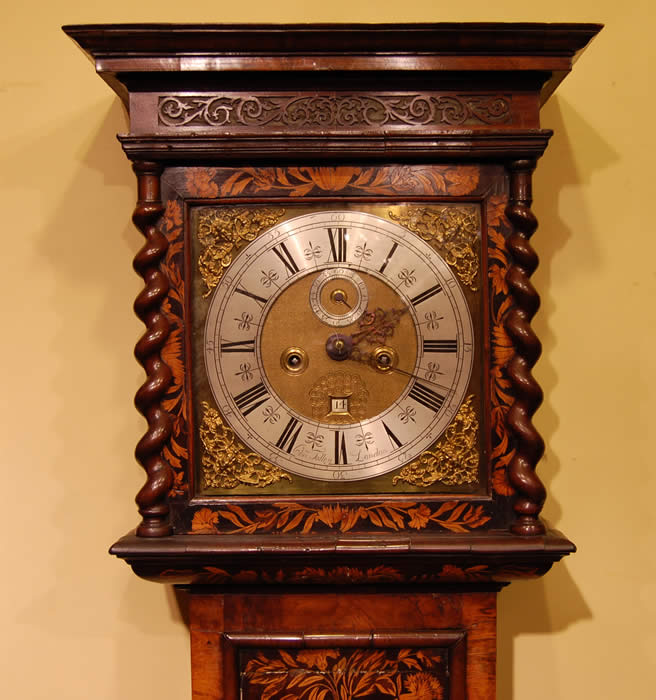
347 348 452 395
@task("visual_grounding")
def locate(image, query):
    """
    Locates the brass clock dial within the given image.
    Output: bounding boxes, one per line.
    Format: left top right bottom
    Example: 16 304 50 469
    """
204 211 474 482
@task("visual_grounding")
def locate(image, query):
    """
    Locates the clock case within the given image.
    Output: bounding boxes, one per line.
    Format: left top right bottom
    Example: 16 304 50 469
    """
64 24 600 586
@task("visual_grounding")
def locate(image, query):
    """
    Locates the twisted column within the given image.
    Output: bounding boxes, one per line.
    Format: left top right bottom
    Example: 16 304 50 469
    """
504 160 546 536
132 162 174 537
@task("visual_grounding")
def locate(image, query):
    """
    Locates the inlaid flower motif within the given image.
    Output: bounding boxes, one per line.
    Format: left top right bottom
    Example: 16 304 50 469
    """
296 649 340 670
408 504 431 529
401 672 444 700
191 508 219 533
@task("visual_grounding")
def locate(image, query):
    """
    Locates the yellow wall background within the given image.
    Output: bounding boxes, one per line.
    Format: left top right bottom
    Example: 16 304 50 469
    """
2 1 653 698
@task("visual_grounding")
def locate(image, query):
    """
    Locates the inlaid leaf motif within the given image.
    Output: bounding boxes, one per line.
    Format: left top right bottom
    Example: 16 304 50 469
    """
488 192 516 496
208 165 481 199
190 500 489 535
244 648 444 700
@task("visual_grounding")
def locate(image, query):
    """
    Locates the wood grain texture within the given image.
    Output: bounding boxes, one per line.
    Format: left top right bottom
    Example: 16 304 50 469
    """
189 589 497 700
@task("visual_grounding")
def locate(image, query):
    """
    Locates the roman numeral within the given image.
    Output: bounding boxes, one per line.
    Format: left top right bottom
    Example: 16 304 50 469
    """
408 382 446 413
275 417 302 454
220 339 255 353
382 421 403 449
410 283 443 307
272 242 300 276
327 227 348 262
233 382 270 416
423 339 457 353
235 287 268 307
333 431 348 465
378 242 398 274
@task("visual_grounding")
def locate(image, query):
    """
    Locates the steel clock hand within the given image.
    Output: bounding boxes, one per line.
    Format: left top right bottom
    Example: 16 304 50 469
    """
350 306 409 347
346 345 452 395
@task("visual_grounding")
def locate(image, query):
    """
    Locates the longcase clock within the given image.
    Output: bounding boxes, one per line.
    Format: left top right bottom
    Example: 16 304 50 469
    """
64 23 601 700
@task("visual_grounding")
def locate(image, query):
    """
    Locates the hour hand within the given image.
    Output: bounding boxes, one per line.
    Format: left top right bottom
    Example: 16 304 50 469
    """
351 306 409 346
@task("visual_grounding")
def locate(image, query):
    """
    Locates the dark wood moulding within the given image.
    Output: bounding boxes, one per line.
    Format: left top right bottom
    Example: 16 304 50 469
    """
63 23 601 163
110 528 575 584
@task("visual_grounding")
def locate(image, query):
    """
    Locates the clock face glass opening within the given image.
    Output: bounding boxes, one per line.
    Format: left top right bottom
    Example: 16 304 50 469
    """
193 205 483 494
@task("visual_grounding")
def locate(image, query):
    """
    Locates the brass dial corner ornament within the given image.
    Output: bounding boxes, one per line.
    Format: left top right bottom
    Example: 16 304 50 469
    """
197 206 286 296
389 206 480 291
202 209 476 485
393 394 479 487
200 402 292 488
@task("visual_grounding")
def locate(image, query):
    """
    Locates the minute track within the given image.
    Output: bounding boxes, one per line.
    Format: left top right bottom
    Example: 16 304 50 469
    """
204 209 475 482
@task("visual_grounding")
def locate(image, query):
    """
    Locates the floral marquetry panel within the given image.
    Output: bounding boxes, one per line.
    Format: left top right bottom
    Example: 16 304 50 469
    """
240 647 449 700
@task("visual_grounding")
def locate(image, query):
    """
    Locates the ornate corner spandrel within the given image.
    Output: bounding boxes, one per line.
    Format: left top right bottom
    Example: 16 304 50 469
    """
200 402 293 489
393 394 479 487
197 206 286 296
504 159 547 536
132 161 174 537
388 205 480 291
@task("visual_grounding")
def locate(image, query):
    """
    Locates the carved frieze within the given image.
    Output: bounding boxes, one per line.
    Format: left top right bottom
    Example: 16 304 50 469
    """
158 93 512 130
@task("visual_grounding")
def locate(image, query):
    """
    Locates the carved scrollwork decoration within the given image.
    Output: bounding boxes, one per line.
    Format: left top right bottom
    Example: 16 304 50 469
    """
158 94 511 129
393 395 479 487
388 206 480 290
200 402 292 489
196 206 285 296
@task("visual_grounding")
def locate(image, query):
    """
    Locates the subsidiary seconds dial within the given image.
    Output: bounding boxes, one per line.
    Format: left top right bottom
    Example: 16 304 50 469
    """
204 210 474 482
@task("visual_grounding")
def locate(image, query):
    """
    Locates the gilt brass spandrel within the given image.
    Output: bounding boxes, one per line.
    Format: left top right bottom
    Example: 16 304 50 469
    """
200 401 293 489
393 394 479 487
197 206 286 296
389 206 480 291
